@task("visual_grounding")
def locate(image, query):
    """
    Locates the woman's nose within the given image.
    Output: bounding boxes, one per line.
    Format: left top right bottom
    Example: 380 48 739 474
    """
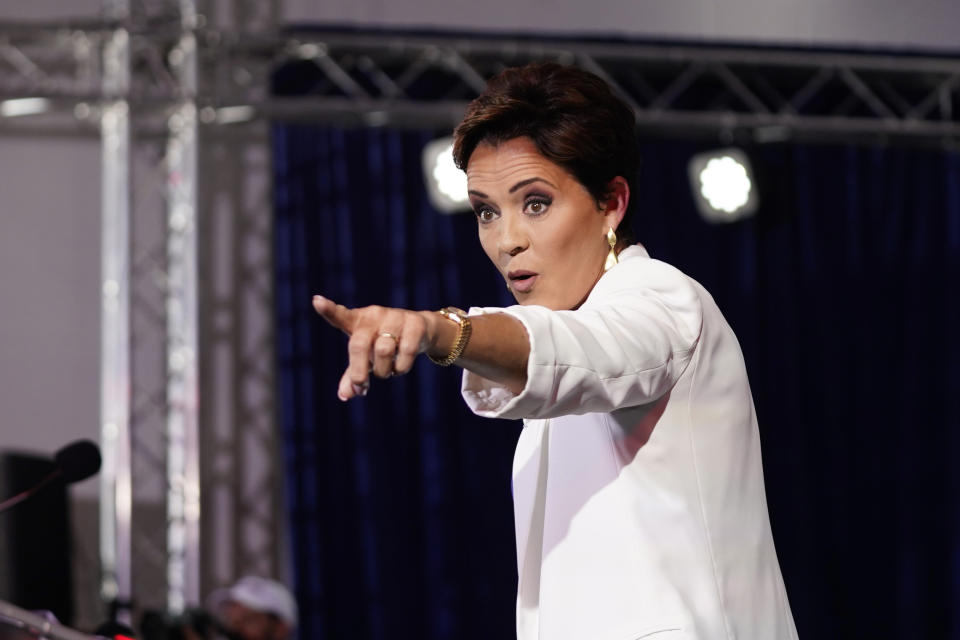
498 213 528 256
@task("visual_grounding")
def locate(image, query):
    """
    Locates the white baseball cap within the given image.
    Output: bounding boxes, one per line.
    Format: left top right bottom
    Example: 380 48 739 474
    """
208 576 299 628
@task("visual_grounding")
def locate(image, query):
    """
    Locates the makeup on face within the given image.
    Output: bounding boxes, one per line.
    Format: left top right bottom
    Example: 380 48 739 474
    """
466 137 617 310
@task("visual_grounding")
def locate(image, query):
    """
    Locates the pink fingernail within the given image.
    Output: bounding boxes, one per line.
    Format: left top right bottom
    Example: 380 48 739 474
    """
352 383 368 397
337 391 348 401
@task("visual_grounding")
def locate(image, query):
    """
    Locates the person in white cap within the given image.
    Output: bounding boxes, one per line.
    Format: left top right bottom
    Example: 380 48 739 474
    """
207 576 298 640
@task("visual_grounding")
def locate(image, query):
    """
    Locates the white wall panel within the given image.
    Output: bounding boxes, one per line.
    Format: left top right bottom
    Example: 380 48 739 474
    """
1 0 957 52
0 136 101 500
282 0 960 52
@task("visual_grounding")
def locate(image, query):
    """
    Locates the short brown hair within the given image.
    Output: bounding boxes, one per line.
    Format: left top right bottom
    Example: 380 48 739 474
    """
452 62 639 244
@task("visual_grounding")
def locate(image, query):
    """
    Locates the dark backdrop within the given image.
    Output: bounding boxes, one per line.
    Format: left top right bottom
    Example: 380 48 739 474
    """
273 120 960 639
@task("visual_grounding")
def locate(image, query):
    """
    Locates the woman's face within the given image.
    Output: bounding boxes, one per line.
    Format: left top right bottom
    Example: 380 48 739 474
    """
466 137 626 310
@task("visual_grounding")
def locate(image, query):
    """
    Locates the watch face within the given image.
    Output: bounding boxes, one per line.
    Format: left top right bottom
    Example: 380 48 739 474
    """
440 307 467 322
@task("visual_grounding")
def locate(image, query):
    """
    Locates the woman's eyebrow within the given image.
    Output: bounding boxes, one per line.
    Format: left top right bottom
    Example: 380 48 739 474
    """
509 177 557 193
468 177 558 199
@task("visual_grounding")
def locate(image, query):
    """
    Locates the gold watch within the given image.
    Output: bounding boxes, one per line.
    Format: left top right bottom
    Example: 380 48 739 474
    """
428 306 472 366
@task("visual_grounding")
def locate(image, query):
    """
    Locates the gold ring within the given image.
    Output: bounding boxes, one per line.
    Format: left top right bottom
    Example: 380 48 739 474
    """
378 332 400 347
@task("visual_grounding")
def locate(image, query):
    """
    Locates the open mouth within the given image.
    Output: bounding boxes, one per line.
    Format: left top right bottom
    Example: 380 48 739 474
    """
508 271 538 293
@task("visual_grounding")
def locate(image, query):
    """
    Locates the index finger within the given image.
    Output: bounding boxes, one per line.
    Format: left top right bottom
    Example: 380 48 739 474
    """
312 295 357 335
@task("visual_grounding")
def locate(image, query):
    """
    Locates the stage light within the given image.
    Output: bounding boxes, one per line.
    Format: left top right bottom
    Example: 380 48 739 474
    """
687 148 758 223
0 97 51 118
422 136 470 214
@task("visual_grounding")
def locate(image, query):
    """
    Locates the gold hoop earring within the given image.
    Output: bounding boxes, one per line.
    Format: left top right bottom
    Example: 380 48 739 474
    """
603 227 618 272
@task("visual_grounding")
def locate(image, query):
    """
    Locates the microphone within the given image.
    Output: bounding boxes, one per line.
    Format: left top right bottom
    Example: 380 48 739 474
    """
54 439 102 484
0 439 102 514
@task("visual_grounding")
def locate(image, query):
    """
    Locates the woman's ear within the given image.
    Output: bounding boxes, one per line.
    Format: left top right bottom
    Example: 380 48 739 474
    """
601 176 629 232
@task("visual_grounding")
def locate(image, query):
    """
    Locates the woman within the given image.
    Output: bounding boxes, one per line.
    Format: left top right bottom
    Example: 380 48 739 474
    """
313 63 798 639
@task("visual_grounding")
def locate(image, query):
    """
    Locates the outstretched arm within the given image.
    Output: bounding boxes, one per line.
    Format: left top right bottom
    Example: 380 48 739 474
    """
312 295 530 401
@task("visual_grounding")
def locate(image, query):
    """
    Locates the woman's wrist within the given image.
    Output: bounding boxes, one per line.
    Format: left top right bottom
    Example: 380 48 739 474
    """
429 308 472 366
419 310 446 360
421 308 465 365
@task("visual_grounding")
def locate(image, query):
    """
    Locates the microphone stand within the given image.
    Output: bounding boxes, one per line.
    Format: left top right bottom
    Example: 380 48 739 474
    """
0 599 98 640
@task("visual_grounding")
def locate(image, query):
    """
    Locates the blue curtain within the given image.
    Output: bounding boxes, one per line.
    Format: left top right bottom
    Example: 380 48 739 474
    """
274 125 960 639
273 125 520 640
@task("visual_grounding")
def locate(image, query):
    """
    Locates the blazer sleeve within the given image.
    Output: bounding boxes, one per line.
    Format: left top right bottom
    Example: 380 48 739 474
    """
461 257 703 420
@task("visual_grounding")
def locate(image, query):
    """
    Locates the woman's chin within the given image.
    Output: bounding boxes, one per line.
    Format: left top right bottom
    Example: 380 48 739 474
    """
512 287 549 307
513 291 536 306
517 294 569 310
509 284 580 310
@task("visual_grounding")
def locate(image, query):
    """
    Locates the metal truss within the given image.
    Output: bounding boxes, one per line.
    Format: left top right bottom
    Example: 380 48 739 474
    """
126 131 178 619
3 23 959 144
98 3 134 623
198 125 286 588
247 32 960 146
0 0 283 623
118 123 283 619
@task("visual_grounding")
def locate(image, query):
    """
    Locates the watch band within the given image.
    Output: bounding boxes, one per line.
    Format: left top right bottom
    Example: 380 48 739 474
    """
428 306 472 366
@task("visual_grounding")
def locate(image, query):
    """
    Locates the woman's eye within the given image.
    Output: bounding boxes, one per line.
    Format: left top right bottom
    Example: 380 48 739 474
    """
475 207 497 223
525 198 551 215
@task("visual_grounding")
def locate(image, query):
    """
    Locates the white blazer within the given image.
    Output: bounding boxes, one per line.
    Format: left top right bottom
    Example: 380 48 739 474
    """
462 245 798 640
